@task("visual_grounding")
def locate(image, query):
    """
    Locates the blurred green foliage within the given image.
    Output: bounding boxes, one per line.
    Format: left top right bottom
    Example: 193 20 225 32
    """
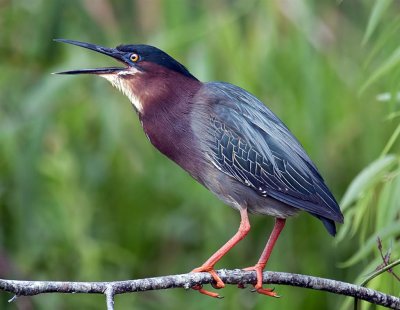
0 1 399 309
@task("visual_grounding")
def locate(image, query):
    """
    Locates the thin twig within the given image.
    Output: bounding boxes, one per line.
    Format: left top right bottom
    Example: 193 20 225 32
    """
354 258 400 310
360 259 400 288
354 239 400 310
104 285 115 310
1 270 399 309
377 238 400 282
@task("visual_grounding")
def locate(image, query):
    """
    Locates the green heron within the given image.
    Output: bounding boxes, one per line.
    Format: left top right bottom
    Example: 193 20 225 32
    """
55 39 344 298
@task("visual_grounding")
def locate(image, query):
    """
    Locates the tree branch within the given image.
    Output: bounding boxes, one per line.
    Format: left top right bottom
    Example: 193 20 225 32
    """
1 270 399 309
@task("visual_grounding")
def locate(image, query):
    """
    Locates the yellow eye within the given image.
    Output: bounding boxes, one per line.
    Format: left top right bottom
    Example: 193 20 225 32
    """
130 53 139 62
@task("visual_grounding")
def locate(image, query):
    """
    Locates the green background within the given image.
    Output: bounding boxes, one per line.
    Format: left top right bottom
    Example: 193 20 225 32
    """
1 0 399 309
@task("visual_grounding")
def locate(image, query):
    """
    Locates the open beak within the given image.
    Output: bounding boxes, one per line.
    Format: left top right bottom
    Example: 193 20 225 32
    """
53 39 127 75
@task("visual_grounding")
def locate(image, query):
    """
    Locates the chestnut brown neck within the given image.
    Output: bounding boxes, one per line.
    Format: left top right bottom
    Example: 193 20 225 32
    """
128 66 203 169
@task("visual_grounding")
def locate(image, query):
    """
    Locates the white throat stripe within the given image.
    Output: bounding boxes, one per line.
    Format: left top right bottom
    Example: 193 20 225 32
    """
100 68 143 112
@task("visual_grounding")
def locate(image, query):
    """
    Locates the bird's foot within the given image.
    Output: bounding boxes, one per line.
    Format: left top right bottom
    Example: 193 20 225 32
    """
191 265 225 298
251 286 279 297
191 266 225 288
192 284 223 299
242 264 280 298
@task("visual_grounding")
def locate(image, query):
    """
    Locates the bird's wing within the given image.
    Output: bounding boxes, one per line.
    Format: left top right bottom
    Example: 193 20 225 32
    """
193 82 343 223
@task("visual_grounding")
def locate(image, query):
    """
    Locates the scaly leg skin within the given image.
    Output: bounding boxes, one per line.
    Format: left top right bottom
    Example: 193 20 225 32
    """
243 218 286 297
191 208 251 298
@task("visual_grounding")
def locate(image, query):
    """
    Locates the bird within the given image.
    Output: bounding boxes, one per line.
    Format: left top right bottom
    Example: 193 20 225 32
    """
54 39 344 298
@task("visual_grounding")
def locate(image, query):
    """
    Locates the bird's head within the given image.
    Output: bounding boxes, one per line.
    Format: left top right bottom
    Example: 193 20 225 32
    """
54 39 199 114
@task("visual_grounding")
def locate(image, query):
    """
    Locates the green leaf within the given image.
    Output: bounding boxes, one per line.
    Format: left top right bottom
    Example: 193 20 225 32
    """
381 123 400 156
340 155 397 210
335 208 356 243
350 191 372 238
360 45 400 94
339 222 400 267
362 0 393 45
375 174 400 231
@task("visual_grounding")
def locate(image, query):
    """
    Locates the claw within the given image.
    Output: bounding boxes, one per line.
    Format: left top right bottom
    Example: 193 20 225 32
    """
243 265 280 297
255 287 280 298
191 266 225 298
192 284 223 298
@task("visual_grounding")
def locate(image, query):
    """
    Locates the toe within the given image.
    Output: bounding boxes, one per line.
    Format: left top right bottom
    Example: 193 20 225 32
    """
255 287 280 298
192 284 223 298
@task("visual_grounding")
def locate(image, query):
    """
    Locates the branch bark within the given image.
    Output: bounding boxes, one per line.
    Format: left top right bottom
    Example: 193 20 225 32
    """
1 269 399 310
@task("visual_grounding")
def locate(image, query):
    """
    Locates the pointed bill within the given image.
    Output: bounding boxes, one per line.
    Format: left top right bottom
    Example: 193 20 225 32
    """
53 39 127 75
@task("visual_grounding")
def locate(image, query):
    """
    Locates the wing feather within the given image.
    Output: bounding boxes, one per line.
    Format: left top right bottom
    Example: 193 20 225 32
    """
195 82 343 223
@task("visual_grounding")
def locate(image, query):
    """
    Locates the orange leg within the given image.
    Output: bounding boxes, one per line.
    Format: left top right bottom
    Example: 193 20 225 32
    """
191 208 251 298
243 218 286 297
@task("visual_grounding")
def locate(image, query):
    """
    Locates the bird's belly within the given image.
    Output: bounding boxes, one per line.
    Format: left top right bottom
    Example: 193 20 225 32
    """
248 196 299 218
200 168 299 218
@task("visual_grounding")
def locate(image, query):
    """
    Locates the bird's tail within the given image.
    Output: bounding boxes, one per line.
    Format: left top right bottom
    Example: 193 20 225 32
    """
315 215 337 236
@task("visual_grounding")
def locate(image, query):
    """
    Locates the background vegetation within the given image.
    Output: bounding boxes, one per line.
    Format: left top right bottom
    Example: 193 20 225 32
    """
0 0 399 309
